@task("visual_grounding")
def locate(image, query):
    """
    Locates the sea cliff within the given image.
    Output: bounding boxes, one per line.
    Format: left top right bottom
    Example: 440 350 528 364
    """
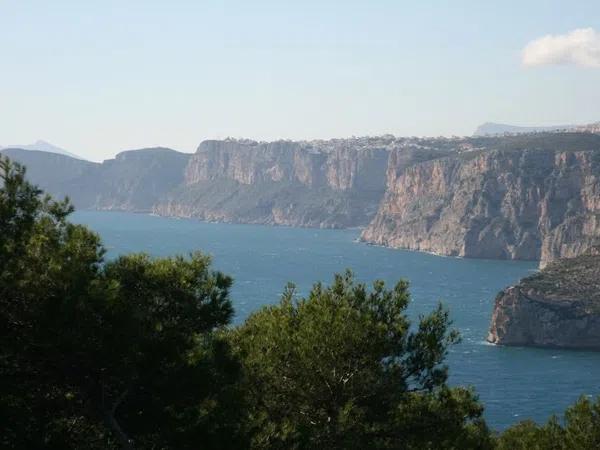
487 254 600 350
154 138 410 228
5 133 600 264
361 133 600 266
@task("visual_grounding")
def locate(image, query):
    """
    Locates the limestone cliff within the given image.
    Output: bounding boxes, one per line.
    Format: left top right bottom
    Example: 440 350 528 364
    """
152 138 396 228
9 133 600 257
361 133 600 266
3 137 448 229
487 254 600 350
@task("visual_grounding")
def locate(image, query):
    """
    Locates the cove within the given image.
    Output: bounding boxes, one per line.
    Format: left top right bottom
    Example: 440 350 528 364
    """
72 210 600 430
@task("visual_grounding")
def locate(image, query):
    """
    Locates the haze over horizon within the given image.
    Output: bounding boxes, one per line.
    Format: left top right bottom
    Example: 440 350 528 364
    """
2 0 600 161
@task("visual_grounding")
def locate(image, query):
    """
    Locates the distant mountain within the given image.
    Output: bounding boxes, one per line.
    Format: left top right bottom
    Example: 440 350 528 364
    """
0 147 191 212
0 140 85 160
473 122 576 136
0 149 97 199
1 136 426 228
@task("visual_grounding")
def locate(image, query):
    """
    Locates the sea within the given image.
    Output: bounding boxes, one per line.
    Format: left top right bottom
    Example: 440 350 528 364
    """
72 210 600 430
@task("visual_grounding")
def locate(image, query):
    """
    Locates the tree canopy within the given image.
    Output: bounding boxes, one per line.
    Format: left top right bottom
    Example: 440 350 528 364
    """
0 157 243 448
497 396 600 450
229 272 491 449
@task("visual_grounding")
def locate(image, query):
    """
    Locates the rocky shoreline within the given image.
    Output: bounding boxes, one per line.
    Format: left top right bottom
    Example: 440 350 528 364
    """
487 254 600 350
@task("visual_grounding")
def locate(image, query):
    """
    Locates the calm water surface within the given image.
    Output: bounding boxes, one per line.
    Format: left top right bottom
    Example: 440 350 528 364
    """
72 210 600 430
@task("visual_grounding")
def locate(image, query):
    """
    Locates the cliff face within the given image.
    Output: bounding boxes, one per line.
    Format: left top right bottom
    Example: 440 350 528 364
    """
153 139 395 228
487 254 600 350
4 137 447 229
361 133 600 266
2 138 404 228
8 133 600 259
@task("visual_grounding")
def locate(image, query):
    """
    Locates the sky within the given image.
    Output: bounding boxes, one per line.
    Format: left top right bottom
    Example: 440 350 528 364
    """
1 0 599 161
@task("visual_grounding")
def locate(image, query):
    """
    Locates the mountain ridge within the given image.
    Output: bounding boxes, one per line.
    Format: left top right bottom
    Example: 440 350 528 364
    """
0 140 85 160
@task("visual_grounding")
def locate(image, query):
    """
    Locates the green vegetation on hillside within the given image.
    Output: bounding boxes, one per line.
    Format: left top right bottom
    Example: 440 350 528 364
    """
519 253 600 309
2 155 600 449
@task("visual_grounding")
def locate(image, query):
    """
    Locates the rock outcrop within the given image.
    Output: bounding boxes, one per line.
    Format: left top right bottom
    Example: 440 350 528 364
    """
487 254 600 350
361 133 600 266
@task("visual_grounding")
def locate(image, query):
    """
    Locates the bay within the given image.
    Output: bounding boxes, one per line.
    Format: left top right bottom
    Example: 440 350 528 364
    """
72 210 600 430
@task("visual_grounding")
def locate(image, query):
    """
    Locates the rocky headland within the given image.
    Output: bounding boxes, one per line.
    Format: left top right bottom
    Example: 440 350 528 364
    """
487 253 600 350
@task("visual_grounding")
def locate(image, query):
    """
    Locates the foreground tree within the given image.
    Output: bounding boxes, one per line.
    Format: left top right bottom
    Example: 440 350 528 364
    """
230 271 492 449
497 396 600 450
0 158 244 448
96 253 244 449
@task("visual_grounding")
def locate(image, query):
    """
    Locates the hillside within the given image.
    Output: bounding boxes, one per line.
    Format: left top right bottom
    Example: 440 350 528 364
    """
0 140 84 160
1 147 191 212
0 149 98 201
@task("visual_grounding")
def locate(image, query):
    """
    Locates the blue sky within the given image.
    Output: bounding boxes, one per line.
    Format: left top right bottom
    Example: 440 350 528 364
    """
1 0 599 161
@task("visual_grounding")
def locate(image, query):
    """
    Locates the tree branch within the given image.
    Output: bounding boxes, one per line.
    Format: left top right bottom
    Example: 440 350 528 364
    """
102 387 133 449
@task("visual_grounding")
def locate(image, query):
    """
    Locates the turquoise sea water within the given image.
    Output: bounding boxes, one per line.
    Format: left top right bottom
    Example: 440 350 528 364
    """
72 210 600 430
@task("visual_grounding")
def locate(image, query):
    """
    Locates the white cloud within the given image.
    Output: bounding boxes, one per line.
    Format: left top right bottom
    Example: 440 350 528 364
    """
522 28 600 68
